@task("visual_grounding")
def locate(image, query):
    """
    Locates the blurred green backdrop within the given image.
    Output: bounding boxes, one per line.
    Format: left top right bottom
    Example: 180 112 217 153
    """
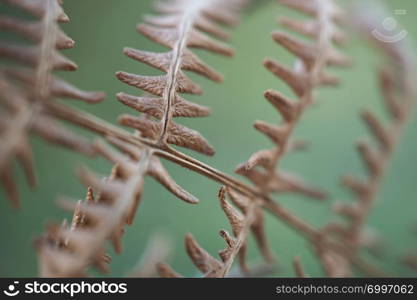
1 0 417 277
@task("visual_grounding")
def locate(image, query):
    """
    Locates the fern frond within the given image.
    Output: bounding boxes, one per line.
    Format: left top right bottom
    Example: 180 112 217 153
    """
236 0 350 201
36 147 151 277
0 0 105 208
314 2 417 277
116 0 248 156
159 187 272 278
35 0 251 276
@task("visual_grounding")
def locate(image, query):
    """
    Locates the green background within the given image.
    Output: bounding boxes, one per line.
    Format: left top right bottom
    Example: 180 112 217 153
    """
1 0 416 277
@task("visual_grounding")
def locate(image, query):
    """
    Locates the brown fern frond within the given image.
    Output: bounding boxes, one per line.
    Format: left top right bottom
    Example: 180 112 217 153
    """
116 0 247 156
0 0 105 208
159 187 273 278
185 232 224 277
31 0 376 278
89 0 248 209
44 92 345 257
36 148 152 277
12 0 413 279
36 127 216 276
314 2 417 277
95 138 199 207
236 0 350 200
2 0 70 23
22 0 356 275
227 187 275 264
34 0 253 277
35 187 109 277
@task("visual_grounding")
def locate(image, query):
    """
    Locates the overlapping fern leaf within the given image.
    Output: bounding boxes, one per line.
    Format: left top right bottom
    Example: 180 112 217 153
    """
116 0 247 156
236 0 350 199
36 140 151 277
314 2 417 277
35 0 250 277
158 187 272 277
35 133 210 276
0 0 105 208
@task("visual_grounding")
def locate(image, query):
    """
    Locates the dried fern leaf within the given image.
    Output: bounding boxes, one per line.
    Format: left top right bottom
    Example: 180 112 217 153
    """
314 2 417 277
116 0 246 155
0 0 105 208
3 0 70 23
185 233 223 276
119 115 215 155
96 138 199 205
36 150 152 277
227 187 275 264
0 15 74 49
166 186 265 278
236 0 350 201
36 0 250 277
5 68 104 103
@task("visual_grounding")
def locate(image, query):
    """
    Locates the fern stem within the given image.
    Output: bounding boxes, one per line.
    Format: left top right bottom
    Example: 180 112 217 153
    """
158 0 215 144
45 101 319 235
45 99 381 275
